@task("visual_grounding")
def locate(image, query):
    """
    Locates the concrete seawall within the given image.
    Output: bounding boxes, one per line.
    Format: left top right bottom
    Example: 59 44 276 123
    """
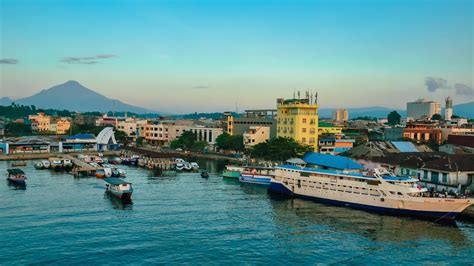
0 151 120 161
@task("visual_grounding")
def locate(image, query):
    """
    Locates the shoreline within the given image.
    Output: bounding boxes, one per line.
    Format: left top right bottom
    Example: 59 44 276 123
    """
0 151 121 161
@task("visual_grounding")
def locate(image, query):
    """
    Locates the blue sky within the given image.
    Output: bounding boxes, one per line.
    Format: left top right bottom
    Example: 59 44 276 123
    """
1 0 472 113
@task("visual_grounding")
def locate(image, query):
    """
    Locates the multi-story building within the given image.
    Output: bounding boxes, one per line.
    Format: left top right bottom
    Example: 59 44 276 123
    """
332 109 348 123
29 113 71 134
73 113 97 126
318 121 342 135
243 126 270 149
95 114 126 127
225 110 277 138
277 94 319 150
402 123 442 144
406 99 441 119
29 113 51 132
117 118 149 138
445 96 453 121
188 124 223 145
318 134 355 155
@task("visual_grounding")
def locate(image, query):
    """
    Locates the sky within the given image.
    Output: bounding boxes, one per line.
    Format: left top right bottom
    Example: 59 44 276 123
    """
0 0 473 113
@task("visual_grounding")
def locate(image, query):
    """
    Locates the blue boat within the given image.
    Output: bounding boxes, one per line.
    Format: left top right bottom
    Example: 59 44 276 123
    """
238 166 274 186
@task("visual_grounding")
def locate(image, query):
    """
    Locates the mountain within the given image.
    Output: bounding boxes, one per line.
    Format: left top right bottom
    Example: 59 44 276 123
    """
0 97 13 106
7 81 156 114
319 106 406 119
453 101 474 118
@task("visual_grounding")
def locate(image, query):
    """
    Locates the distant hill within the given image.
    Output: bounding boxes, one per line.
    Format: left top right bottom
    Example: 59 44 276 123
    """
5 81 157 114
319 106 406 119
0 97 13 106
452 101 474 118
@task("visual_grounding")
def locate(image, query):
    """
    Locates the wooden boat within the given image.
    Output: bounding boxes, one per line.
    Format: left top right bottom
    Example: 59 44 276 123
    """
7 168 27 185
61 159 73 169
104 177 133 202
239 166 274 186
11 161 27 167
200 170 209 178
191 162 200 171
95 169 106 178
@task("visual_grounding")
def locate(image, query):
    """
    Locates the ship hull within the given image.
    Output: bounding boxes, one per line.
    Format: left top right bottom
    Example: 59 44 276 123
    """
268 182 469 221
239 174 271 186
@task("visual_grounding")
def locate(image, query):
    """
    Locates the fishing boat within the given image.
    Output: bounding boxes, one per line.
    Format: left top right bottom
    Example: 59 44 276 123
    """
11 161 27 167
239 166 274 186
191 162 200 171
138 159 146 167
223 165 243 179
104 177 133 202
184 162 193 171
61 159 73 169
35 160 51 169
117 168 126 177
95 169 106 178
268 153 473 222
7 169 27 185
201 170 209 178
49 157 63 170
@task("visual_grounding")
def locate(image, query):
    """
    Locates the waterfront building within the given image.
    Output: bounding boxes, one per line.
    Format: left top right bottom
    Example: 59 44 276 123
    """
318 134 355 155
143 120 192 145
406 99 441 119
117 118 148 138
95 114 126 127
225 110 277 138
51 117 71 134
332 109 348 123
445 97 453 121
277 93 319 150
440 127 474 142
243 126 270 149
188 124 223 145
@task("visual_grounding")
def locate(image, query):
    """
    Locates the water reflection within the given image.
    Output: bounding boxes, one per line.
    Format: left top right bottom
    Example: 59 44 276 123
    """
104 192 133 210
7 180 26 190
270 197 471 246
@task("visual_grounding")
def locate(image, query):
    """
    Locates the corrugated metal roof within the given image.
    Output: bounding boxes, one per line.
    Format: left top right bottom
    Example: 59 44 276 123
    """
391 141 419 153
302 152 363 170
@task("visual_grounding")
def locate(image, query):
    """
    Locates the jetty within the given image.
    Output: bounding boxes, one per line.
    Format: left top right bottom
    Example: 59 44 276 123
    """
58 154 99 176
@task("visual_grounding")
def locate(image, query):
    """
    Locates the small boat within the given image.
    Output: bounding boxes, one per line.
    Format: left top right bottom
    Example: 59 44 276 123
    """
184 162 193 171
200 170 209 178
61 159 73 169
138 159 146 167
176 163 185 171
105 177 133 202
111 168 120 177
191 162 199 171
95 169 106 178
223 165 243 179
117 168 126 177
11 161 27 167
49 157 63 170
7 168 27 185
35 160 51 169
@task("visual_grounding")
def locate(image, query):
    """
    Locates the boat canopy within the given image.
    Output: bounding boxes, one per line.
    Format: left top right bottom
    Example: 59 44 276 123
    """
7 168 25 175
302 152 363 170
104 177 131 185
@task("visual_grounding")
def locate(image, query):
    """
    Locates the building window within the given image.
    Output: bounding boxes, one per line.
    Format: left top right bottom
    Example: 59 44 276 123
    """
302 128 306 133
442 173 448 183
423 170 428 180
302 118 307 123
302 137 306 143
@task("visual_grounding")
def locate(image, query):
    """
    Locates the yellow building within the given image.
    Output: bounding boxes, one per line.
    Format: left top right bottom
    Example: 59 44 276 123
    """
318 121 342 135
54 118 71 134
276 96 319 151
29 113 51 132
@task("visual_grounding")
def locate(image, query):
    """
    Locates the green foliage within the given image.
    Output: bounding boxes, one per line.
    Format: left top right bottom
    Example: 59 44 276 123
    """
171 131 200 150
431 113 442 120
249 137 312 162
192 141 208 151
136 137 144 146
70 124 106 135
5 122 32 136
387 111 401 125
451 114 461 119
114 130 128 143
215 133 244 152
170 139 181 149
352 116 377 121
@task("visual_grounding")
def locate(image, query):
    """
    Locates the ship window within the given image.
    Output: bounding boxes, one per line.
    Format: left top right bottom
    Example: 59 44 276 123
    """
397 192 403 196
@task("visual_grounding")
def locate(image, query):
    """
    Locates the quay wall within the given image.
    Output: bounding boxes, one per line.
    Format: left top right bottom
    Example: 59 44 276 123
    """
0 151 120 161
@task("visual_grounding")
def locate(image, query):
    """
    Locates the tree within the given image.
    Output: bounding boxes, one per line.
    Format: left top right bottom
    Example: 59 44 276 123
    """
250 137 312 162
431 113 442 121
216 132 232 150
216 133 244 151
5 122 32 136
387 111 401 125
451 114 460 119
170 131 197 149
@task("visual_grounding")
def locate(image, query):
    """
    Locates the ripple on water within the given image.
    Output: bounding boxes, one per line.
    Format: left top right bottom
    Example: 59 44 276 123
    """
0 160 473 264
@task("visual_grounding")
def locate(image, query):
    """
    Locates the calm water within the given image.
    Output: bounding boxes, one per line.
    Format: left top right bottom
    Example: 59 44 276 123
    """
0 160 473 265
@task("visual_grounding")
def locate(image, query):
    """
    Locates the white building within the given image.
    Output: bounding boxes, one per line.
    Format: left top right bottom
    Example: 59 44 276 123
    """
188 125 223 145
116 118 148 138
445 96 453 121
407 99 441 119
332 109 349 123
243 126 270 149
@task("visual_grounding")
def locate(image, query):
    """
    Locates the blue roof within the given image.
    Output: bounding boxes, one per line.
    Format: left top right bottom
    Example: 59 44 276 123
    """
302 152 363 170
391 141 418 153
66 133 95 140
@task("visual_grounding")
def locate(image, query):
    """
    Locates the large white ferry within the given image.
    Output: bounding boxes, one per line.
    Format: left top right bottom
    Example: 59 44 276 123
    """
268 153 472 222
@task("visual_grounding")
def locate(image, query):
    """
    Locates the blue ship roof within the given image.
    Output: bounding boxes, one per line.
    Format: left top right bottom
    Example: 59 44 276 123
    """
391 141 418 153
66 133 95 140
302 152 363 170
